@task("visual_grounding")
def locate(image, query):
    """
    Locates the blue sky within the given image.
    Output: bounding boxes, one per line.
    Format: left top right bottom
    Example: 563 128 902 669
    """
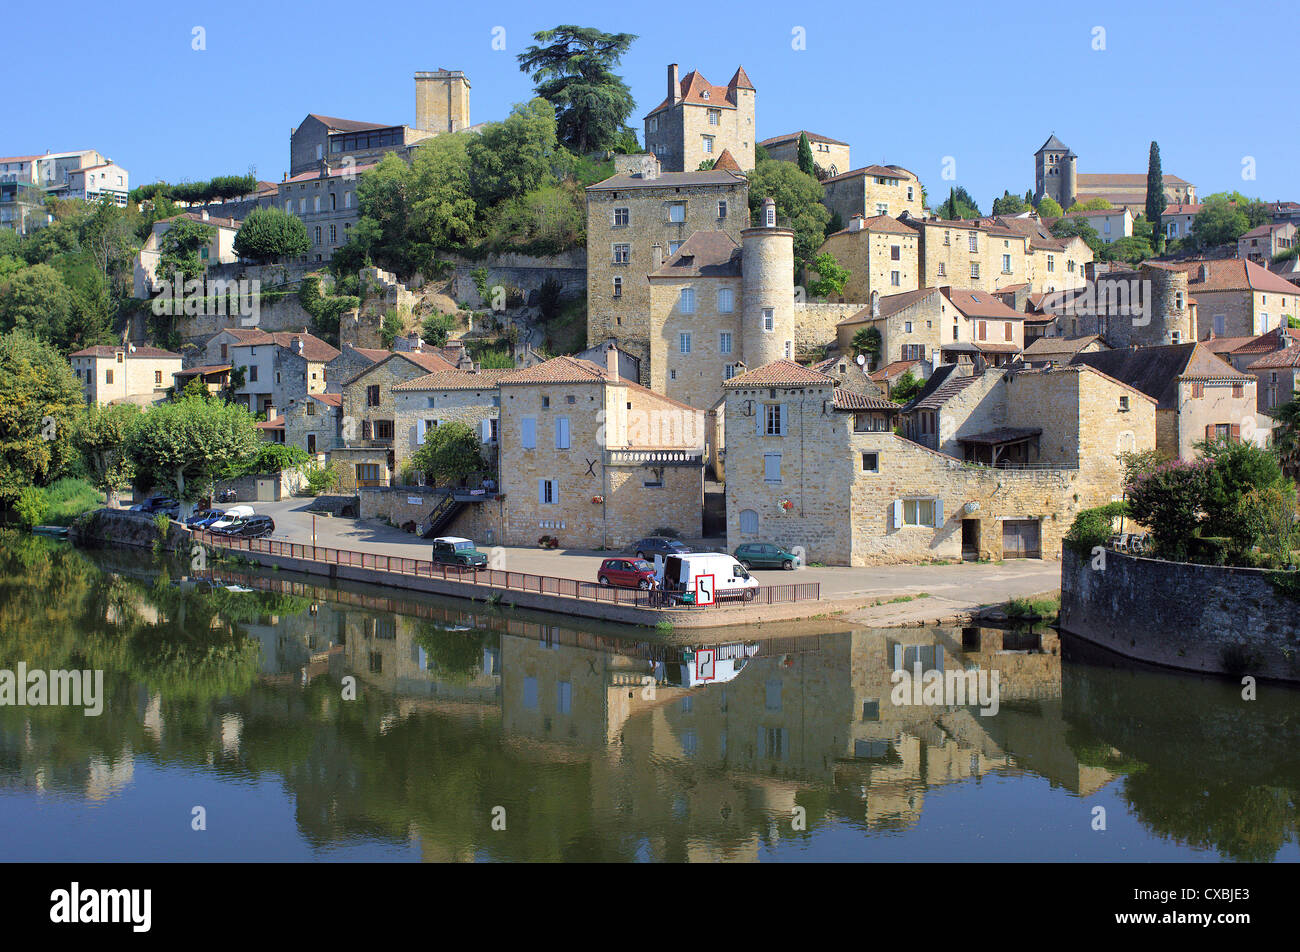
6 0 1295 209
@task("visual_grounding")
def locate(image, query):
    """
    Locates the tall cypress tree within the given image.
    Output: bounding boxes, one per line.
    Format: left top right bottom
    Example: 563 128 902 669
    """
1147 141 1167 253
796 133 816 176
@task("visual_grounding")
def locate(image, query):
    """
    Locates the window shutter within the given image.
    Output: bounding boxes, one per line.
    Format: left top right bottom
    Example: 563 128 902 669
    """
522 417 536 449
892 643 903 671
780 404 788 435
933 499 944 527
415 419 425 446
1205 423 1215 441
756 408 764 436
893 499 904 528
538 479 546 503
480 419 491 442
1230 424 1241 442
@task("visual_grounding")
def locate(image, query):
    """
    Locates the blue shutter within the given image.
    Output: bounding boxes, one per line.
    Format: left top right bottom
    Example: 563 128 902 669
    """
538 479 545 503
934 498 944 527
756 406 764 436
780 404 788 435
893 499 904 528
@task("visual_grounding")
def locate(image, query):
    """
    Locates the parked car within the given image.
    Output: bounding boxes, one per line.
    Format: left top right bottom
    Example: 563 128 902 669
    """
656 552 759 602
131 495 177 514
734 542 800 571
209 519 247 536
597 558 657 590
184 509 225 529
207 506 255 533
632 537 693 561
232 515 275 539
430 537 488 569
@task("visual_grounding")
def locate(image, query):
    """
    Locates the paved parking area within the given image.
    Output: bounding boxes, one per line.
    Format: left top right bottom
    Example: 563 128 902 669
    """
234 498 1061 609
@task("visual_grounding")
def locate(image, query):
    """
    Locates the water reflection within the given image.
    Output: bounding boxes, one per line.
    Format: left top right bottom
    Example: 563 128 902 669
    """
0 532 1296 862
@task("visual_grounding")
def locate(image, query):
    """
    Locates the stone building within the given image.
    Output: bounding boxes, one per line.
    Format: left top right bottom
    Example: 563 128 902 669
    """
226 330 340 416
643 64 756 173
69 344 182 406
1048 262 1194 347
1238 222 1297 264
938 287 1026 367
133 211 242 299
497 353 705 549
821 166 923 224
289 113 432 179
585 153 749 382
724 359 1154 565
1246 341 1300 411
1072 343 1260 459
1033 134 1195 214
835 289 943 370
414 70 471 133
757 131 850 177
283 391 341 456
390 367 516 481
1033 134 1077 210
815 214 920 303
277 162 374 264
1170 259 1299 339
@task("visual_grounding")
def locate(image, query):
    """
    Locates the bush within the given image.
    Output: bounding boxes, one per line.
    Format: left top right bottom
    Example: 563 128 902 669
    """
1064 501 1129 555
1126 459 1212 561
302 461 342 496
14 486 48 527
41 478 103 526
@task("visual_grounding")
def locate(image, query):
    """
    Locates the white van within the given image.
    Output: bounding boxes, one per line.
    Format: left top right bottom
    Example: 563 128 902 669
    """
656 553 759 603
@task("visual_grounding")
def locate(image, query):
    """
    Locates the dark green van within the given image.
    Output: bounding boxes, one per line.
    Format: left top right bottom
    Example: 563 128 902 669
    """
733 543 799 570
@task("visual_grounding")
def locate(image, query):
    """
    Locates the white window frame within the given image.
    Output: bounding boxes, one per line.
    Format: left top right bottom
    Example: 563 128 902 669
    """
679 288 696 314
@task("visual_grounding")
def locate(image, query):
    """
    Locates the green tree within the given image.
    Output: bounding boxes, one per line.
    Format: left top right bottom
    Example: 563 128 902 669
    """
1125 459 1212 561
1051 216 1104 254
421 312 457 347
1109 234 1154 264
467 99 561 209
796 133 816 176
940 186 982 220
889 370 924 404
410 421 484 487
852 326 882 362
806 252 850 299
380 311 406 348
238 442 311 476
516 25 638 154
1197 437 1290 554
129 396 259 517
1037 196 1064 218
1236 484 1299 568
155 218 213 285
408 132 481 258
1067 198 1113 212
745 160 831 265
1269 394 1300 480
0 331 84 503
0 263 77 348
233 206 310 263
1191 193 1265 251
1146 141 1167 253
484 182 584 256
72 402 142 508
992 190 1030 216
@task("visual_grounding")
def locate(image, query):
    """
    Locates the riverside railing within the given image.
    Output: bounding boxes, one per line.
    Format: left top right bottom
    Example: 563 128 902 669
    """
194 531 821 610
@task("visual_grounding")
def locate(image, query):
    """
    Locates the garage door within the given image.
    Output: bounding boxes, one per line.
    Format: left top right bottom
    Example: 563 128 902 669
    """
1002 520 1041 559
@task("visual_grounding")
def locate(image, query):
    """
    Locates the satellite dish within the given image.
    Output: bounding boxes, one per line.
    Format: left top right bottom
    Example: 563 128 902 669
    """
855 354 865 366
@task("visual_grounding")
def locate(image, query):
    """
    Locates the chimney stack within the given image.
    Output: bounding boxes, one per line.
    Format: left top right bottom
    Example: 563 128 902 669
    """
606 343 619 382
668 64 679 104
292 335 303 354
652 243 664 270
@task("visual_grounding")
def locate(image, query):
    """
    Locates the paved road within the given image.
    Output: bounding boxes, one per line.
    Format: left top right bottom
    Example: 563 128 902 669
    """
233 498 1061 609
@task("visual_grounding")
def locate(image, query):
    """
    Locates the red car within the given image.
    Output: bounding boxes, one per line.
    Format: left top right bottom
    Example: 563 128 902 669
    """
598 557 657 590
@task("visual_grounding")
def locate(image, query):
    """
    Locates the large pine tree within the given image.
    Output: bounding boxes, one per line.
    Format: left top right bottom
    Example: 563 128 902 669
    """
1146 141 1167 253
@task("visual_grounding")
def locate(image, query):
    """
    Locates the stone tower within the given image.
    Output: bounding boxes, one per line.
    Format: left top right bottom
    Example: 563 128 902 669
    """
1034 134 1076 209
741 197 795 368
415 70 471 133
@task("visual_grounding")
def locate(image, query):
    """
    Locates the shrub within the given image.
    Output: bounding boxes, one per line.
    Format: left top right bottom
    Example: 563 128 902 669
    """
14 486 48 528
1064 501 1129 555
302 461 342 496
1126 459 1212 561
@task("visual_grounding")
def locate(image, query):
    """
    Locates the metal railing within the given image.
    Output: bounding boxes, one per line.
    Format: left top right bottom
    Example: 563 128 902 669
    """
194 531 820 610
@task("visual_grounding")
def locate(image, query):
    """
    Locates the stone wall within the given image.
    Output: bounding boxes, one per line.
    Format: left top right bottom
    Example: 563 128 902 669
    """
1060 546 1300 682
358 487 505 544
447 250 587 308
70 508 192 553
794 301 863 354
172 293 319 347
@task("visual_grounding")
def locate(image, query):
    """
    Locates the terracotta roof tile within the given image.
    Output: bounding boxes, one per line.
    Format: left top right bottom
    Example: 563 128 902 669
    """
758 130 848 148
942 287 1026 320
832 389 898 411
723 359 834 388
391 369 520 392
649 231 741 277
70 345 180 359
1246 342 1300 370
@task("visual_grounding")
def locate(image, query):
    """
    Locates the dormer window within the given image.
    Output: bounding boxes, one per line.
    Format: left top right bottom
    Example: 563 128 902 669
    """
701 89 710 99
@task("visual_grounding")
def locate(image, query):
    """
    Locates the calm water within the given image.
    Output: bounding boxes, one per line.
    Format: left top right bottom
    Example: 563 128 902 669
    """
0 531 1297 863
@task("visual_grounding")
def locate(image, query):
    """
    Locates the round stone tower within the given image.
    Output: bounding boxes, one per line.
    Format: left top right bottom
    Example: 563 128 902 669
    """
1143 263 1191 344
741 197 796 368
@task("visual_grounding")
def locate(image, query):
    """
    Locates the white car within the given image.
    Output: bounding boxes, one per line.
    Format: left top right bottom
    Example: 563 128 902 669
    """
207 506 255 531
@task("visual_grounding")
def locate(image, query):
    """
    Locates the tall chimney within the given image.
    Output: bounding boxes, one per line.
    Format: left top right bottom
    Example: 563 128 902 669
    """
668 64 679 104
652 243 664 270
606 343 619 382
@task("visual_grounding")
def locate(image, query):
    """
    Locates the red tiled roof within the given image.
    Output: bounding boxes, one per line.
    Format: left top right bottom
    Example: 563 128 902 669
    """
229 331 340 362
175 364 232 375
840 288 939 326
1247 342 1300 370
822 164 913 185
825 214 917 239
305 114 393 133
1232 327 1296 355
311 392 343 406
1078 173 1191 187
283 162 378 185
499 354 610 385
832 389 897 411
650 231 741 277
712 148 742 173
722 359 834 388
1175 258 1300 295
868 359 922 382
758 130 848 148
157 211 241 230
644 67 748 117
391 369 520 392
942 287 1025 320
256 416 286 429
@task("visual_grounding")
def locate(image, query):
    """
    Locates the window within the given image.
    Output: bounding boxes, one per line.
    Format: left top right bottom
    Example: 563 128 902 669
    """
285 200 292 214
702 136 714 154
937 262 946 277
374 420 394 441
345 192 352 209
613 243 630 264
105 368 113 384
719 331 733 354
969 234 978 252
977 322 988 341
613 207 629 226
876 203 889 216
1002 254 1011 273
313 196 321 212
668 240 683 255
1118 395 1129 411
708 108 720 126
612 276 622 298
1004 321 1012 341
717 288 734 313
679 288 695 314
891 245 901 261
739 509 759 532
1047 255 1055 273
905 321 913 333
1233 383 1244 398
763 453 781 483
762 308 774 331
891 270 901 286
523 677 538 708
542 396 550 408
678 332 692 354
538 479 558 504
784 340 793 359
668 203 686 222
861 452 879 473
723 363 737 379
901 343 925 361
718 200 727 219
907 186 914 201
764 403 786 436
970 262 980 279
520 416 537 449
901 498 939 527
250 365 259 383
1191 381 1204 399
554 417 570 449
356 463 381 483
943 230 951 246
154 370 162 385
366 384 379 406
313 226 321 246
648 117 658 133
